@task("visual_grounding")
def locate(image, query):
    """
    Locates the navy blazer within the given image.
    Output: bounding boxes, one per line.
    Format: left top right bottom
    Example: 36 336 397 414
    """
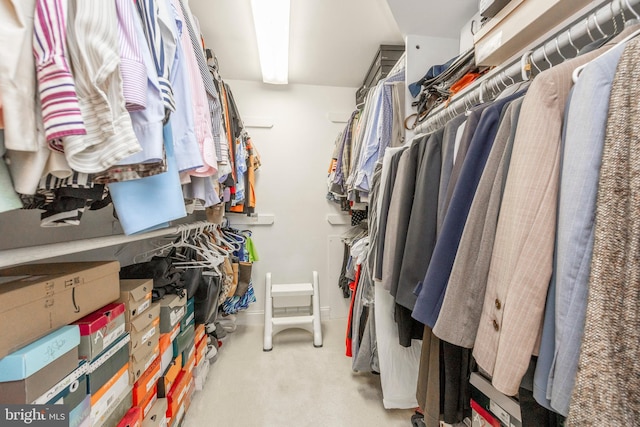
412 90 526 328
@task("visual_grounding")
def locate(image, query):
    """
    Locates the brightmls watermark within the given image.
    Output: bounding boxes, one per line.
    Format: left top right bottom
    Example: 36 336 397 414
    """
1 405 68 426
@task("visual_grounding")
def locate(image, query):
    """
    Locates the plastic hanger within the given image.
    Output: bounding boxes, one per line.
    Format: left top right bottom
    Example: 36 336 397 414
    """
520 50 533 81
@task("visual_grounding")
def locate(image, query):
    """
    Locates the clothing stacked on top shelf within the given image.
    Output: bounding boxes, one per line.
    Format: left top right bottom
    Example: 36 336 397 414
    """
370 25 640 427
0 0 259 234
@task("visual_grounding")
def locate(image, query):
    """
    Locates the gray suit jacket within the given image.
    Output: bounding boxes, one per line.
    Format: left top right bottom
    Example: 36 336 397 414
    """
381 136 427 293
433 97 524 348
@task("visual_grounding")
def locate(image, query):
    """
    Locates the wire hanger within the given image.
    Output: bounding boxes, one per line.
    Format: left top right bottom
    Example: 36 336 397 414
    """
572 21 640 83
555 38 567 61
567 27 580 56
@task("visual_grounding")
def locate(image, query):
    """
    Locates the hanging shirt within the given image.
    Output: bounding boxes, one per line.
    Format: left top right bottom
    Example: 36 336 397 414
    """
178 1 224 161
171 0 217 177
62 0 142 173
136 0 176 116
33 0 86 147
157 0 203 172
112 0 164 168
0 131 22 213
0 0 39 152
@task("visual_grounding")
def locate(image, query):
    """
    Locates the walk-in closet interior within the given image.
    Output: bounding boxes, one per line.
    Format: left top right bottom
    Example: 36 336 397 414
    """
0 0 638 426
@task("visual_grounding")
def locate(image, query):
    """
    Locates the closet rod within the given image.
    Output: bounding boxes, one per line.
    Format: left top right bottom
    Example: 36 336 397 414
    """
414 0 639 134
0 221 211 269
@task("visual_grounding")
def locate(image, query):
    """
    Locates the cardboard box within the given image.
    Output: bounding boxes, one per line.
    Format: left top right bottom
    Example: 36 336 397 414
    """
194 336 207 366
168 402 185 427
117 406 143 427
90 364 130 426
166 370 191 420
118 279 153 323
184 378 194 410
75 302 126 360
128 302 161 354
69 394 91 427
159 294 186 333
157 354 182 398
87 333 130 395
139 384 158 419
179 298 194 332
194 324 205 347
194 357 210 391
0 326 80 404
182 349 195 376
96 388 133 427
130 342 160 385
472 398 502 427
172 324 194 359
133 354 161 406
159 324 180 373
181 342 195 370
44 373 87 410
470 372 522 427
0 261 120 358
33 361 88 405
143 397 168 427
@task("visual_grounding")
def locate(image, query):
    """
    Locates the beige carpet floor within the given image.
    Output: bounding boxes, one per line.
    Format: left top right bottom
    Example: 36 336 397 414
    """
183 318 415 427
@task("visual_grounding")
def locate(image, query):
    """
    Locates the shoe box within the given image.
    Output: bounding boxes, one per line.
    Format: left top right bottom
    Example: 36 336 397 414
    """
470 372 522 427
117 406 143 427
74 302 126 360
159 294 187 333
143 397 168 427
0 325 80 404
0 261 120 359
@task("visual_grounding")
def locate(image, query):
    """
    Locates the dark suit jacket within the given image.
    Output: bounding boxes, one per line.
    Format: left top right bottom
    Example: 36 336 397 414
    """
412 90 525 328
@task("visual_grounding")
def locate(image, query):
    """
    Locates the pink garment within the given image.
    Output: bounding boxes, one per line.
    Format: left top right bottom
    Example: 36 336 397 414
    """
171 0 217 177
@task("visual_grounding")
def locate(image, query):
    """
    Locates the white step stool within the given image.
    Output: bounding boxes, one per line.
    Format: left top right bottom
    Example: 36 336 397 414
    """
263 271 323 351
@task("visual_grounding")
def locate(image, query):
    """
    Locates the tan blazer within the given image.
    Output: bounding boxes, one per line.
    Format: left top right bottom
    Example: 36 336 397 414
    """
472 26 640 396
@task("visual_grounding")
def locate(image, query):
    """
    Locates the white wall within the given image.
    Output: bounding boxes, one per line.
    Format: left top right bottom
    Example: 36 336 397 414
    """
224 80 356 323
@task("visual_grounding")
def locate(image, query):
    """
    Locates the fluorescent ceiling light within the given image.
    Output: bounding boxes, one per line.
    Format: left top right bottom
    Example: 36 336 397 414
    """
251 0 290 84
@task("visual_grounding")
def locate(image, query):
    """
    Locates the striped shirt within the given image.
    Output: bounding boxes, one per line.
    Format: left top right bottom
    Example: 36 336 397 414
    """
171 0 217 177
62 0 142 173
32 0 86 144
115 0 147 112
179 1 224 160
136 0 176 115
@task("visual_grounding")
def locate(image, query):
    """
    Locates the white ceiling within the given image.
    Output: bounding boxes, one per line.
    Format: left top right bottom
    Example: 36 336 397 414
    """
189 0 478 88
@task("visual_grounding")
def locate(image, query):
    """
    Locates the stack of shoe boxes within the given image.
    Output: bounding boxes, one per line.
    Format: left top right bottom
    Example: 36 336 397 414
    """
167 299 196 427
193 323 209 391
75 303 131 427
0 326 89 426
158 293 188 426
118 279 162 423
0 262 213 427
0 261 122 427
